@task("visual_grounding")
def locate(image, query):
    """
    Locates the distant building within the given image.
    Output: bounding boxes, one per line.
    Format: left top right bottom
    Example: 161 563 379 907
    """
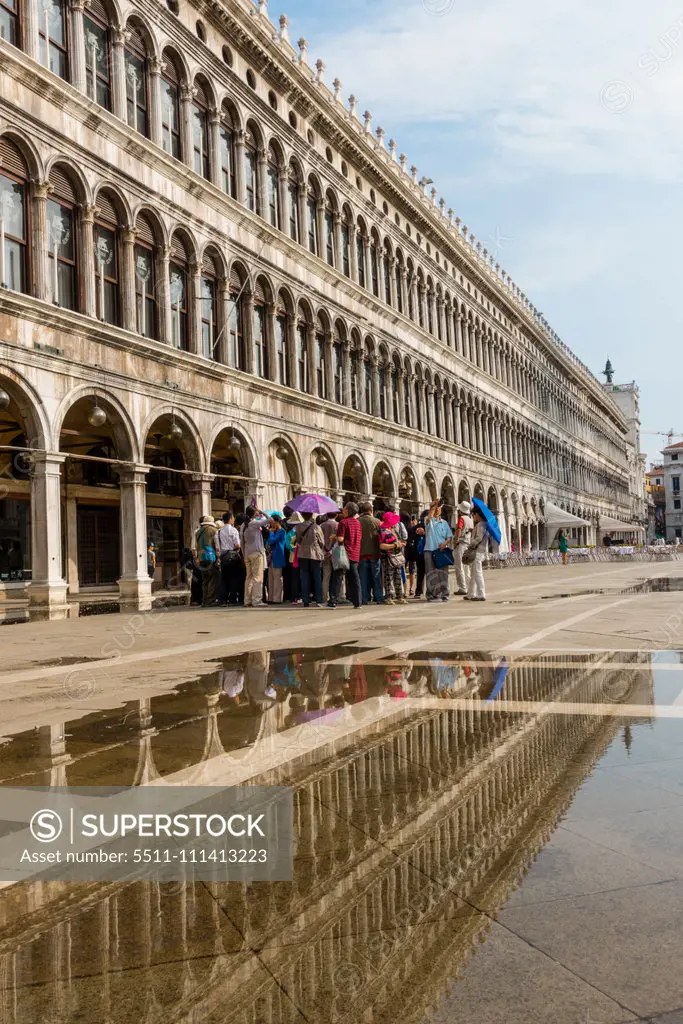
662 443 683 541
645 464 665 540
601 378 648 533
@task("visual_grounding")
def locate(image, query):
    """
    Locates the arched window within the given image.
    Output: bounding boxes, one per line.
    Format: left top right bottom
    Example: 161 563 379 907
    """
253 278 268 379
1 0 19 46
315 314 327 398
404 368 411 426
39 0 69 80
84 0 112 110
288 163 300 242
134 212 157 339
350 344 360 410
124 21 149 136
370 234 380 297
267 145 280 228
378 357 387 419
333 326 343 403
220 105 236 198
296 314 308 392
341 208 351 277
275 296 289 386
228 267 245 370
169 232 188 350
383 247 391 305
414 377 422 431
356 222 366 288
93 191 119 324
47 165 78 310
407 265 415 320
200 251 217 359
0 139 29 294
160 52 181 159
417 274 425 329
307 179 319 256
244 127 258 213
364 348 373 414
395 255 403 314
325 193 335 267
391 362 399 422
192 79 210 179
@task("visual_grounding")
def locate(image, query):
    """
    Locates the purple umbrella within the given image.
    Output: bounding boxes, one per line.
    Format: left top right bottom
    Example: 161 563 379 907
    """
287 492 340 515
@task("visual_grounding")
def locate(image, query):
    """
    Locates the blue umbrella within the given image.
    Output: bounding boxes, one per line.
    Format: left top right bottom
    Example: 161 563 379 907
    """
472 496 502 545
487 657 508 702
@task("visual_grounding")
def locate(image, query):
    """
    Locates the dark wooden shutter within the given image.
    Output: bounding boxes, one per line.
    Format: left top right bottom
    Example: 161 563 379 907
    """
49 165 76 204
170 233 187 263
162 51 179 85
202 251 217 276
194 80 208 108
253 277 266 304
88 0 109 25
0 138 27 178
229 265 243 292
136 213 156 246
95 190 118 226
127 21 147 58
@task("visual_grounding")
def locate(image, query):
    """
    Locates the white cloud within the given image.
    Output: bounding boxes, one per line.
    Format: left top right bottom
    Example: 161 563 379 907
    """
311 0 683 182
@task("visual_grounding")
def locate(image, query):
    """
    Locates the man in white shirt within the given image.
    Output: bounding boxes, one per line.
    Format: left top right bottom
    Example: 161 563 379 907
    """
216 511 241 605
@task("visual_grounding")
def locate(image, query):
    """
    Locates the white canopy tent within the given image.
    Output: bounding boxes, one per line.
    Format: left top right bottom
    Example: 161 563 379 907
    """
598 515 645 535
543 501 591 529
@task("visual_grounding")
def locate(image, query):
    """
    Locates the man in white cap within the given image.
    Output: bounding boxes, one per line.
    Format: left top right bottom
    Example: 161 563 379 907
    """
453 500 473 595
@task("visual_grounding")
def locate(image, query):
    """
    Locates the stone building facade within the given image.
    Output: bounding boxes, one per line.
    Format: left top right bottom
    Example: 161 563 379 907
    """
0 0 636 617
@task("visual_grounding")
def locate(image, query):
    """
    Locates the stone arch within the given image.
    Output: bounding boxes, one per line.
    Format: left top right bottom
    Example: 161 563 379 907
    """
0 367 50 450
92 182 131 225
486 485 499 512
341 452 369 503
45 157 90 206
371 460 396 510
440 473 456 512
398 465 419 513
141 407 205 473
308 443 338 494
209 424 258 514
125 12 160 60
132 203 167 246
55 387 139 464
0 128 43 181
422 470 438 505
265 434 302 510
473 480 485 501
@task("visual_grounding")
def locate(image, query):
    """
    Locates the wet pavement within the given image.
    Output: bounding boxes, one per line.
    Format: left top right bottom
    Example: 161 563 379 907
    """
1 646 683 1022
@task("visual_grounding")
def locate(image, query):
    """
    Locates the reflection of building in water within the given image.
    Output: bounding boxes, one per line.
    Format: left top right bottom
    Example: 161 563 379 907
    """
0 651 654 1024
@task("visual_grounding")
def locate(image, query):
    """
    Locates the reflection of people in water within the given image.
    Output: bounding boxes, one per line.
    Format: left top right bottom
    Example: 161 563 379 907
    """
245 650 276 713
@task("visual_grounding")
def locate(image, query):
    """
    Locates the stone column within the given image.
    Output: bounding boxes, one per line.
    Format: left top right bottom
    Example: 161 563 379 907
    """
217 279 229 364
25 0 39 59
419 379 428 432
349 221 358 281
29 453 68 621
323 332 333 401
454 312 463 354
342 339 352 408
117 464 152 611
121 224 137 333
80 203 98 317
31 178 51 303
333 212 342 270
242 293 255 374
234 130 246 206
69 0 87 95
443 392 452 441
186 474 214 548
396 369 405 426
180 85 196 170
316 200 325 259
111 26 128 122
371 356 381 418
453 400 462 445
189 257 202 355
436 298 445 343
278 169 289 233
399 265 407 314
286 315 298 390
305 321 317 397
65 496 79 594
157 245 172 345
208 109 221 188
147 57 163 147
265 302 277 382
298 183 309 247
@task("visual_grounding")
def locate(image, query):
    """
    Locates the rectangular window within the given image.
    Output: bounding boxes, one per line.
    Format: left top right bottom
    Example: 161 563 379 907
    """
276 316 287 385
672 453 679 461
675 499 681 510
47 199 75 310
39 0 68 80
161 80 180 158
220 128 235 197
253 304 266 378
244 148 256 212
228 295 243 370
169 264 187 350
0 0 18 46
201 277 215 359
0 173 26 293
94 224 118 325
125 51 147 135
134 244 155 339
84 17 110 110
677 528 682 538
673 476 680 492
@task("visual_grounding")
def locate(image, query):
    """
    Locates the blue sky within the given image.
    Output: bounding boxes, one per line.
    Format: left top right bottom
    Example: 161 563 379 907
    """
276 0 683 463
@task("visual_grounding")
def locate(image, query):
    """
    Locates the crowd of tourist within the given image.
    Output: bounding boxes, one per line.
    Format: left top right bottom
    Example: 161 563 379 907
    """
181 498 491 609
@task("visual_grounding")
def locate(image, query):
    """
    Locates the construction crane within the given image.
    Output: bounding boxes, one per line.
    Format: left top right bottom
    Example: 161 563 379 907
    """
642 429 683 447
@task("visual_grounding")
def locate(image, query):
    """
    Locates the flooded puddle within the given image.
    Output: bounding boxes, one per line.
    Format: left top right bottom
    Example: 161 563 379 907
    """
1 647 682 1022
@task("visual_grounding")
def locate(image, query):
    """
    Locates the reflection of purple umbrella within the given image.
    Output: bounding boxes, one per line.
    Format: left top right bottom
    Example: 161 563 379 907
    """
287 493 339 515
295 708 344 725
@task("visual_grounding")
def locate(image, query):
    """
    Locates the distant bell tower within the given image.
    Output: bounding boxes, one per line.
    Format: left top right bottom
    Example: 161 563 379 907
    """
602 358 614 384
